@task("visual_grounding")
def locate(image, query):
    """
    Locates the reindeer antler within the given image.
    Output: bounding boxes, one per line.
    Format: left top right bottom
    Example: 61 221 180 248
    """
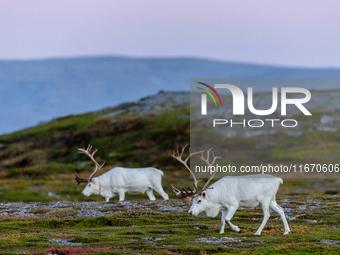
197 148 222 190
170 144 203 191
75 144 105 185
170 184 199 207
170 144 221 207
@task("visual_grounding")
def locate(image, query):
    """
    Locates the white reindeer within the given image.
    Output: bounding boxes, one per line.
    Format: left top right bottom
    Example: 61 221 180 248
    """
75 145 169 202
170 145 290 235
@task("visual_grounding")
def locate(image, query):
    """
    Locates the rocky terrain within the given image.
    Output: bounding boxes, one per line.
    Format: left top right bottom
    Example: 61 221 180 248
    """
0 195 339 254
0 89 339 254
100 89 340 138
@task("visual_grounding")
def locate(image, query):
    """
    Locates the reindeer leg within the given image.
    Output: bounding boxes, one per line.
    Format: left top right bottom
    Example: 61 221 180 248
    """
223 206 240 233
153 184 169 200
270 200 291 235
146 189 156 201
118 190 125 202
255 202 270 235
220 210 227 234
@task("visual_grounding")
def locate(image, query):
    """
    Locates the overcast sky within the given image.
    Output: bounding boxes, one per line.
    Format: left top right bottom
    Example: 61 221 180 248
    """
1 0 340 68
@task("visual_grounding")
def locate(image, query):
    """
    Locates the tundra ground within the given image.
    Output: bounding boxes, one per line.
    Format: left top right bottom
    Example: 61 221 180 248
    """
0 195 339 254
0 92 339 254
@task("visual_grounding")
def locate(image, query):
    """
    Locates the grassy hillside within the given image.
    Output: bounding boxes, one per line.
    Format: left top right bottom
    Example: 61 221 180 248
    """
0 91 339 254
0 100 191 202
0 91 339 202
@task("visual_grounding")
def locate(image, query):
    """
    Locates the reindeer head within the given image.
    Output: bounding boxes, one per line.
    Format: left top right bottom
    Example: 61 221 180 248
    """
170 144 221 207
75 144 105 196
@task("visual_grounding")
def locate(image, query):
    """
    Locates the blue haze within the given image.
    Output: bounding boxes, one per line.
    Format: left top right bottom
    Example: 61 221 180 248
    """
1 56 340 135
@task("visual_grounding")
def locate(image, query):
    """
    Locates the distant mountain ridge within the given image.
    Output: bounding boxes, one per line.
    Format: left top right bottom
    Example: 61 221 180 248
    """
1 56 340 135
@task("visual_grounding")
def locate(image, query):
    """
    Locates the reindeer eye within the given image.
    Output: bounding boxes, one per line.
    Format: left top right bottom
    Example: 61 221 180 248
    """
89 184 91 187
198 200 201 204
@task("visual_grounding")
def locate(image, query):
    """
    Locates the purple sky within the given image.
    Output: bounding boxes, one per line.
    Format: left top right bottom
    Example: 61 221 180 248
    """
1 0 340 68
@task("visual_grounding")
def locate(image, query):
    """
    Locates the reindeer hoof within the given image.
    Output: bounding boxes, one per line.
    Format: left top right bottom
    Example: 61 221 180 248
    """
234 226 241 233
284 231 291 235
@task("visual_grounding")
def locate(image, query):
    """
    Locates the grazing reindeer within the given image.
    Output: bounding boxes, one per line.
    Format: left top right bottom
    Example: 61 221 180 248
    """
75 145 169 202
171 144 291 235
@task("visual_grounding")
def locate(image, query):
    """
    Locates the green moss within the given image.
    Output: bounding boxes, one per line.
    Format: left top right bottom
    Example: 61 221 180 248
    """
0 195 339 254
0 113 99 142
0 98 339 253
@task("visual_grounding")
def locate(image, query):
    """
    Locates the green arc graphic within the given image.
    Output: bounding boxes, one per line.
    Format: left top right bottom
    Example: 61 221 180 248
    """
197 87 217 106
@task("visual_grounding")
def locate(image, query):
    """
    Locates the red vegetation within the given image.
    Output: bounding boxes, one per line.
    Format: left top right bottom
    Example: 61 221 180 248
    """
33 246 130 255
26 246 181 255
